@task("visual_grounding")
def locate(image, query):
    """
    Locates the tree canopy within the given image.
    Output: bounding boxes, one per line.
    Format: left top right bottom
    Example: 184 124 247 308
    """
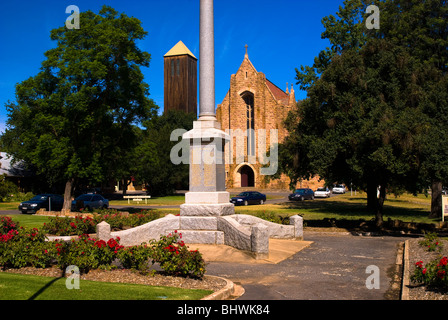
138 110 196 196
1 6 157 209
281 0 448 225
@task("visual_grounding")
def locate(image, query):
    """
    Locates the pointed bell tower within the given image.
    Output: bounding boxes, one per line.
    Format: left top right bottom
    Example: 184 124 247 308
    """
164 41 198 116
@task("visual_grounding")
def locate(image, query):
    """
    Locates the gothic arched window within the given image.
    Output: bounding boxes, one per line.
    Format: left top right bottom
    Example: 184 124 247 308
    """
241 92 255 156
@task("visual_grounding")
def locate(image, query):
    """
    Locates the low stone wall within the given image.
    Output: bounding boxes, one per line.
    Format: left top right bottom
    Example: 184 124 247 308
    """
46 214 304 260
217 216 252 251
105 214 303 259
232 214 303 239
111 214 180 246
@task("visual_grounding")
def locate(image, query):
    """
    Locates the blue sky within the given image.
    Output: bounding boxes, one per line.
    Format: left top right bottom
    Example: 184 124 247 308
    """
0 0 345 133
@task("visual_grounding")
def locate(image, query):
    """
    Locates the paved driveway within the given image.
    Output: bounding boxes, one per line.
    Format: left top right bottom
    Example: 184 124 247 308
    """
206 232 404 300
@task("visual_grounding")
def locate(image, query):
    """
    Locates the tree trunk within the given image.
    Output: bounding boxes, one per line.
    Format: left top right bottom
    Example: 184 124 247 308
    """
429 180 442 219
63 178 75 212
376 184 386 227
367 178 378 210
121 178 131 196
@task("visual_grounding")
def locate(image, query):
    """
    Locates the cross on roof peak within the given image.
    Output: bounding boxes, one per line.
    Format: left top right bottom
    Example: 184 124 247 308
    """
245 44 248 58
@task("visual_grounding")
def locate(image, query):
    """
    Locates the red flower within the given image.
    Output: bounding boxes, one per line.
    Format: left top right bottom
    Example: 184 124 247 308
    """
95 240 106 248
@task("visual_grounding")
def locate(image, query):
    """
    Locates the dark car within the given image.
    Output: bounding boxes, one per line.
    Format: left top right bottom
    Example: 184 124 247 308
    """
230 191 266 206
71 194 109 211
19 194 64 214
288 188 315 201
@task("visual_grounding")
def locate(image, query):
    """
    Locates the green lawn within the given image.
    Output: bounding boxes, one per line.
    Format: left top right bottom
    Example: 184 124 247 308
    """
110 195 185 206
3 214 52 229
0 202 20 210
0 272 212 300
3 192 439 230
109 194 284 206
235 192 435 224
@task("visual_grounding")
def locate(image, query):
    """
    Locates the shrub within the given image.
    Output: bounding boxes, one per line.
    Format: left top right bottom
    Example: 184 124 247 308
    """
255 211 289 225
55 235 125 272
41 210 163 236
117 245 153 273
0 216 19 235
1 218 206 278
0 174 18 201
0 226 54 269
6 192 35 202
150 231 206 279
412 257 448 291
418 232 444 252
43 216 96 236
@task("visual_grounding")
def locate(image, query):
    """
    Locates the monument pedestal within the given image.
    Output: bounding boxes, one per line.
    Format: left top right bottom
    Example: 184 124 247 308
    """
181 117 235 217
180 203 235 217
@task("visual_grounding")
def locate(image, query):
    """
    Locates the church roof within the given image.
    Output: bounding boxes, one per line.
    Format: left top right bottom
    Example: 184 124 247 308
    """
0 152 32 177
164 41 197 60
265 79 289 101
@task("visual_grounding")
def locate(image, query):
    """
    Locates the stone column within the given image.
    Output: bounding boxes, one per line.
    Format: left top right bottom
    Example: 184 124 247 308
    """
180 0 234 217
290 215 303 240
251 223 269 260
96 221 111 241
199 0 215 119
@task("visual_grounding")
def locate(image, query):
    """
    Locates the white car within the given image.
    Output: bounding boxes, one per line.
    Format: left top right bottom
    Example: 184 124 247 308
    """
332 185 346 194
314 187 331 198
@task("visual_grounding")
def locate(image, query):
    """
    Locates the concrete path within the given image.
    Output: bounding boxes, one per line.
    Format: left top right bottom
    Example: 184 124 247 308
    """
202 232 405 300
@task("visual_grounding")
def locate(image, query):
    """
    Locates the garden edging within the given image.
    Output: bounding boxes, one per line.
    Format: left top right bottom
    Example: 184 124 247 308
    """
201 275 243 300
401 239 410 300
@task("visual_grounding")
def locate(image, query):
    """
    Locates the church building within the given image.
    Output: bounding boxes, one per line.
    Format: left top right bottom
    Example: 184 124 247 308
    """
163 41 322 191
216 47 297 190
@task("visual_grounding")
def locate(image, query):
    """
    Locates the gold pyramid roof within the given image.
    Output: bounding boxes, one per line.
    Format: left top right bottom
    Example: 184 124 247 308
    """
164 41 197 59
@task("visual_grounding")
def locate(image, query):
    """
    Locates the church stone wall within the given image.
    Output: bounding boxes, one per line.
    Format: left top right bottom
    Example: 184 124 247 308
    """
217 53 323 191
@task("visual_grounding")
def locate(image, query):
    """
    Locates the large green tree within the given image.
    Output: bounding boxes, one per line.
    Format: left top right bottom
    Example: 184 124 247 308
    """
381 0 448 218
287 40 430 226
284 0 448 222
1 6 156 210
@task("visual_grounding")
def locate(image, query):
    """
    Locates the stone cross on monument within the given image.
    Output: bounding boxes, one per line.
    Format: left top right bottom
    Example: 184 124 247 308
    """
180 0 235 217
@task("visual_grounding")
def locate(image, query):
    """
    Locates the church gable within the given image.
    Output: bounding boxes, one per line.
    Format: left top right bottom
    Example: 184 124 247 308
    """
216 48 293 133
214 47 320 191
234 56 259 95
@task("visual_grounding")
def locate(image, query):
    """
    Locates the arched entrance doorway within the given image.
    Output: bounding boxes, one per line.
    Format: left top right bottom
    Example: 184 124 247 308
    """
239 165 255 188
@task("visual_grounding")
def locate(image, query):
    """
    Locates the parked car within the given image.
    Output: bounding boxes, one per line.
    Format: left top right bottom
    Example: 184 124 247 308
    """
230 191 266 206
332 184 347 194
19 194 64 214
288 188 315 201
314 187 331 198
71 194 109 211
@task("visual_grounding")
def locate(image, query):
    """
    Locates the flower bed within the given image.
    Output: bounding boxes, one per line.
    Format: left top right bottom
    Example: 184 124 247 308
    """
408 233 448 299
41 209 163 236
0 216 206 279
